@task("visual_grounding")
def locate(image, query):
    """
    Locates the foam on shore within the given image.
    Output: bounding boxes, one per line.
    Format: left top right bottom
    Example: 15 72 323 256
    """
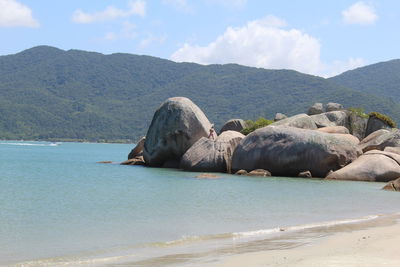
7 213 399 267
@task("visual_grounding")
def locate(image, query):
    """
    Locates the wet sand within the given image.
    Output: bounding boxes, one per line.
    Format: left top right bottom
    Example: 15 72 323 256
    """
211 215 400 267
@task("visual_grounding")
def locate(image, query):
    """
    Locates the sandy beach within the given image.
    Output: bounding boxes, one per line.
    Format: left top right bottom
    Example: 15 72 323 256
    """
211 217 400 267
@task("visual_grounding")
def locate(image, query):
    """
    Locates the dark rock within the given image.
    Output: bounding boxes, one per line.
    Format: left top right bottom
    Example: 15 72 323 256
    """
180 131 244 173
220 119 247 134
347 112 368 140
143 97 211 167
308 103 324 115
358 129 399 153
326 150 400 182
247 169 272 177
365 116 393 137
232 126 360 177
298 171 312 178
326 102 343 112
274 113 288 121
317 126 349 134
128 136 146 159
382 178 400 191
310 111 349 128
270 114 317 130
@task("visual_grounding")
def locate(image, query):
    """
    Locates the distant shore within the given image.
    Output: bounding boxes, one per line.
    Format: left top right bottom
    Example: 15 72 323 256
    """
210 213 400 267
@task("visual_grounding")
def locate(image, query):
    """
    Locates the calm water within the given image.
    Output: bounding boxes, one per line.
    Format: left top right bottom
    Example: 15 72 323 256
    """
1 141 400 265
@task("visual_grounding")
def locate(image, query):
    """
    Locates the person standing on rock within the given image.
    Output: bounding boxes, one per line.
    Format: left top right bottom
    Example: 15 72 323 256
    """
208 125 216 140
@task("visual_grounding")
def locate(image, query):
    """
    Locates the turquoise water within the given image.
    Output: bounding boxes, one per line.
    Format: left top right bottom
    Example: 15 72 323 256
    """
1 141 400 265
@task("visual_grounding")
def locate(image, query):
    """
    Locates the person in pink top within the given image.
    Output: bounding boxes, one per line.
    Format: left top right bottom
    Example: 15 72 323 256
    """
208 125 216 140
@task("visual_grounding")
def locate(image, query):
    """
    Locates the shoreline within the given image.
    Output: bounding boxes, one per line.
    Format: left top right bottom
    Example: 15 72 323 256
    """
5 212 400 266
208 212 400 267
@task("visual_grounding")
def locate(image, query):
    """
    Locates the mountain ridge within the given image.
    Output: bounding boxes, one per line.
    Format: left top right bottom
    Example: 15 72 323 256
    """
0 46 399 141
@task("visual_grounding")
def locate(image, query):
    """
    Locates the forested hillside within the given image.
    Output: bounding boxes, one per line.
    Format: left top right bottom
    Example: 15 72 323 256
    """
0 46 399 142
329 59 400 102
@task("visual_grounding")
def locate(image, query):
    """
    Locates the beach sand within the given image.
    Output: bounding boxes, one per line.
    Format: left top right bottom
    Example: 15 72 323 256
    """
211 219 400 267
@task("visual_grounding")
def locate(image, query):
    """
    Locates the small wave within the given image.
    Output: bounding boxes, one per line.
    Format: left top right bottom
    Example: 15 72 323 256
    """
232 214 380 240
0 142 59 147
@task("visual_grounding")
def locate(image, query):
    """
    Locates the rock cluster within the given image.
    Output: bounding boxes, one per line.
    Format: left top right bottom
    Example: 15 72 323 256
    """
125 97 400 191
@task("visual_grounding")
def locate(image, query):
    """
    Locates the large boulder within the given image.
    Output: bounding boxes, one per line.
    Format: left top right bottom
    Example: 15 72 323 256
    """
308 103 324 115
231 126 360 177
365 115 393 137
358 129 400 153
347 112 368 140
382 178 400 192
269 114 317 130
326 150 400 182
326 102 343 112
219 119 247 134
143 97 212 167
180 131 244 173
310 111 349 128
128 136 146 159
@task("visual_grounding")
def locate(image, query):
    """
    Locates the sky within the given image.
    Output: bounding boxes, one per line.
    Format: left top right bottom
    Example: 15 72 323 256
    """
0 0 399 77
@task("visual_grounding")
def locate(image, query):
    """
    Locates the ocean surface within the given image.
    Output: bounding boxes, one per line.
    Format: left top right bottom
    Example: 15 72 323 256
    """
1 141 400 266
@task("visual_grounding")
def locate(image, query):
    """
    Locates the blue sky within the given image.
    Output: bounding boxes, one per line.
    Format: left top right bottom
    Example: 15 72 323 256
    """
0 0 398 77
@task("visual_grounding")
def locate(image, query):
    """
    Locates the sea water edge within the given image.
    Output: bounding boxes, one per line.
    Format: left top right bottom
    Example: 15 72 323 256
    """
1 141 400 266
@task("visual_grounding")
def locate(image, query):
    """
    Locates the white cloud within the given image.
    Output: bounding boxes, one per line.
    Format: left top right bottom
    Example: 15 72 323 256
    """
342 1 378 25
72 0 146 24
171 16 322 75
171 15 366 77
0 0 39 27
162 0 192 12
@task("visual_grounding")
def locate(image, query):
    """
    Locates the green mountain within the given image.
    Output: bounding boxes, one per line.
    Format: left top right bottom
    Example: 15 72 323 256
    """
0 46 399 142
329 59 400 101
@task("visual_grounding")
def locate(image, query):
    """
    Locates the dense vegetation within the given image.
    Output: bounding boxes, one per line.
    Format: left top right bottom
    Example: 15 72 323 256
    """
369 112 397 128
1 46 400 142
241 117 273 135
329 59 400 102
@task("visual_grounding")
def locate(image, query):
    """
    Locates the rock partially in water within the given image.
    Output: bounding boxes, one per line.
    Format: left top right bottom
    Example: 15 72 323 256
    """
195 173 221 179
128 136 146 159
326 150 400 182
247 169 272 177
120 156 146 166
382 178 400 192
180 131 244 173
298 170 312 178
232 126 360 177
143 97 211 167
234 169 248 175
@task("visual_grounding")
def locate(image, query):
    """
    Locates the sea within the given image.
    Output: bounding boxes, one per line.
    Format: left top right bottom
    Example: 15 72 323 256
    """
1 141 400 266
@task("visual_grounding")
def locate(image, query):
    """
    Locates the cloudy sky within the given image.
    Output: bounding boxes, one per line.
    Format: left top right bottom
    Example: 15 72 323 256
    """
0 0 398 77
